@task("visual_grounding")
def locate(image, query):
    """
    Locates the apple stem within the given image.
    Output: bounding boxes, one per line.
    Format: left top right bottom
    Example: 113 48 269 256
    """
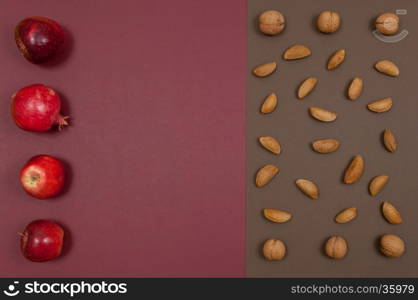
17 232 25 237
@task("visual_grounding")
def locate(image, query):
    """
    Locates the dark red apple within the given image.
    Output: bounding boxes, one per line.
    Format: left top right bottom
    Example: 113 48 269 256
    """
11 84 69 132
20 220 64 262
20 155 65 199
15 17 65 64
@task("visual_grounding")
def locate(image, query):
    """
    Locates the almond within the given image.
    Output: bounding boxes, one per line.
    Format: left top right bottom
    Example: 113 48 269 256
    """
253 61 277 77
263 208 292 223
383 129 397 152
347 77 363 100
312 139 340 154
255 165 279 187
259 136 281 154
309 107 337 122
369 175 389 196
382 202 402 224
367 97 392 113
261 93 278 114
374 60 400 77
295 179 319 199
343 155 364 184
380 234 405 258
297 77 318 99
335 207 357 224
327 49 345 70
283 45 311 60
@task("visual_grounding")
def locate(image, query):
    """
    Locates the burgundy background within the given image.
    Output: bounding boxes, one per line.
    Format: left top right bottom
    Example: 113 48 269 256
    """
0 0 246 277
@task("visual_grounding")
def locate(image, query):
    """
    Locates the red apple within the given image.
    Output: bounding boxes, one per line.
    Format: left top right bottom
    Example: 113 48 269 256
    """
20 155 65 199
15 17 65 64
21 220 64 262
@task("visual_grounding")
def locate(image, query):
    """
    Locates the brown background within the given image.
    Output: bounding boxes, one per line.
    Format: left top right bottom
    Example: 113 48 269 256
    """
247 0 418 277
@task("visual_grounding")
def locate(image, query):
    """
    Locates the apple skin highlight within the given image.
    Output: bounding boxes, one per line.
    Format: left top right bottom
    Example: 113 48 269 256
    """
20 155 65 199
21 220 64 262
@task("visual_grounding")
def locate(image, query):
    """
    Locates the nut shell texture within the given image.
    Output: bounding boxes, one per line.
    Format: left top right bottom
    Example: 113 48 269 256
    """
325 236 348 259
263 239 286 261
258 10 285 35
380 234 405 258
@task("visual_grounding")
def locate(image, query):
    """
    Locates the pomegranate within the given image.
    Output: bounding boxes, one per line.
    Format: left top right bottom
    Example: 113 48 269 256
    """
20 220 64 262
20 155 65 199
11 84 69 132
15 17 65 64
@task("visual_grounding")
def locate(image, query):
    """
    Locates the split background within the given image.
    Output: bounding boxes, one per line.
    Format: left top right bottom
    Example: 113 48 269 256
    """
0 0 416 277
